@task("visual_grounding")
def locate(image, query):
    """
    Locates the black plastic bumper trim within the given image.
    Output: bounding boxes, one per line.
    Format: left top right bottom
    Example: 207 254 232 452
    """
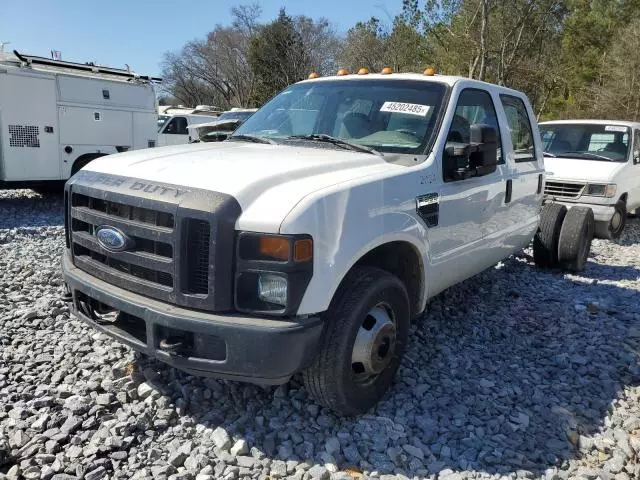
62 252 324 384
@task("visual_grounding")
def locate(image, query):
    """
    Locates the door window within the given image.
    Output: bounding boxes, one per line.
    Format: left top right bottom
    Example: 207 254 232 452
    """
634 130 640 164
500 95 535 162
443 88 503 182
163 117 188 135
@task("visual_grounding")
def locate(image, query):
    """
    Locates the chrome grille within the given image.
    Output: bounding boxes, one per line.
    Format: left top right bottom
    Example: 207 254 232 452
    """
544 181 585 199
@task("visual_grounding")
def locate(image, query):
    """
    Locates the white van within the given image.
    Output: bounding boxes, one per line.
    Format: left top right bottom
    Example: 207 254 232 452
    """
539 120 640 238
156 106 221 147
0 49 160 189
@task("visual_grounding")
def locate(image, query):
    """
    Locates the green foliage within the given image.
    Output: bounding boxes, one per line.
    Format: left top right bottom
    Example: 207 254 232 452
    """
249 9 307 105
163 1 640 121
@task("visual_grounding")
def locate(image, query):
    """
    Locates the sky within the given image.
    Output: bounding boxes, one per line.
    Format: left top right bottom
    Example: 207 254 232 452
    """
0 0 404 78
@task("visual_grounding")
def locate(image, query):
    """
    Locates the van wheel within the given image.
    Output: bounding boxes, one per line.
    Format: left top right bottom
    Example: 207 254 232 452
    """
595 200 626 239
303 266 410 415
558 206 594 273
533 203 567 269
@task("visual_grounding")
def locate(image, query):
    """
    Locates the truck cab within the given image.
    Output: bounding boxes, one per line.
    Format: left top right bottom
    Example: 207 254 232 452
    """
156 106 222 147
539 120 640 239
62 70 588 414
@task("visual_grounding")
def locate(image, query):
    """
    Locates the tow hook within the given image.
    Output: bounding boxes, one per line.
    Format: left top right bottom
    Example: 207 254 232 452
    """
159 336 186 356
61 286 73 303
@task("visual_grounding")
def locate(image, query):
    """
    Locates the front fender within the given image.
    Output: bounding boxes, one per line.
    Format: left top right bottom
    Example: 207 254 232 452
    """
280 177 431 315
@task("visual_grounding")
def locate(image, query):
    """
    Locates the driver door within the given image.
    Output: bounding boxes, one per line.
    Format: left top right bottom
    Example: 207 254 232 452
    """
428 87 507 296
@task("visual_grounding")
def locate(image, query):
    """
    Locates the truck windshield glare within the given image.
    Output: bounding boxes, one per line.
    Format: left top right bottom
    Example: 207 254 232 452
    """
232 79 447 155
540 123 630 162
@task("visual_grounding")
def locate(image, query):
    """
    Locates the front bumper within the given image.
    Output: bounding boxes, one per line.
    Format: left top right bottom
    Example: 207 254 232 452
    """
62 252 323 384
545 199 615 223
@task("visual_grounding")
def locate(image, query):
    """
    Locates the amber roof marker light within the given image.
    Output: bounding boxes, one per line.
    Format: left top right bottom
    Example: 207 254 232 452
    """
336 68 349 76
358 67 370 75
424 67 436 76
308 72 320 79
381 67 393 74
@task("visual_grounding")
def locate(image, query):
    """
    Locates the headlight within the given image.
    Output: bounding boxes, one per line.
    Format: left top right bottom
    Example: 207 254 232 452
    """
258 274 288 306
235 233 313 315
584 183 616 197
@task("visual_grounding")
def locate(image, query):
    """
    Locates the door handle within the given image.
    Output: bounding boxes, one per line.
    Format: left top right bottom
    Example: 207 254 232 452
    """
505 179 512 204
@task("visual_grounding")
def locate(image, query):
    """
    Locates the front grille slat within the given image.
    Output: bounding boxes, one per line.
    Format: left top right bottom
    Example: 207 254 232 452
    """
71 206 173 243
74 255 174 291
544 181 585 199
73 232 174 273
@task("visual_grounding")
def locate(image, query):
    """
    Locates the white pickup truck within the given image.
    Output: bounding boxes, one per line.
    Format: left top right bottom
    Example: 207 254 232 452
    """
540 119 640 239
61 71 593 414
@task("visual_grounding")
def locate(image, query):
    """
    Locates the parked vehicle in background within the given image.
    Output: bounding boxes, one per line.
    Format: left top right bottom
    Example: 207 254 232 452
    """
539 120 640 239
62 68 593 415
188 108 257 143
0 49 160 190
156 107 221 146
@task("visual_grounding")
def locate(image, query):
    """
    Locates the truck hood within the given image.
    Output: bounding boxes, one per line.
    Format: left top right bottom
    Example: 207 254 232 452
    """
84 142 399 231
544 156 625 183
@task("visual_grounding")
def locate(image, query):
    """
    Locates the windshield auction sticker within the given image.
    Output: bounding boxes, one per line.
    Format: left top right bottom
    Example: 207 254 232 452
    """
380 102 431 117
605 125 628 132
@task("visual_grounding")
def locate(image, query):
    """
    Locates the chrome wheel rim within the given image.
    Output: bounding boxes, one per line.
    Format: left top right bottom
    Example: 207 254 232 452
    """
352 304 396 384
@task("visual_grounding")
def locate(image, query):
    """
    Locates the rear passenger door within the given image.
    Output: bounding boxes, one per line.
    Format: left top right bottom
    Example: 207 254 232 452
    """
497 94 544 243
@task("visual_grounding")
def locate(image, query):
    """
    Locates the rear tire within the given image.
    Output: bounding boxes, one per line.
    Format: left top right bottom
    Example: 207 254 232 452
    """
303 266 410 415
557 206 594 273
533 203 567 269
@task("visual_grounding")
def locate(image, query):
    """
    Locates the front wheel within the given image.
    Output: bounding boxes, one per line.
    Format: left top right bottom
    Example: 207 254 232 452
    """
303 266 410 415
595 200 626 239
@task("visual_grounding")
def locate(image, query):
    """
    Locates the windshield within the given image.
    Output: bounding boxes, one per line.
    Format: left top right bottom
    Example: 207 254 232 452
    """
157 114 170 132
232 79 447 155
218 111 254 122
540 123 630 162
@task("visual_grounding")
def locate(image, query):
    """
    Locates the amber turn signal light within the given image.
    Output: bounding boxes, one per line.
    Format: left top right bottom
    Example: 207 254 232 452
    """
258 236 290 261
293 239 313 262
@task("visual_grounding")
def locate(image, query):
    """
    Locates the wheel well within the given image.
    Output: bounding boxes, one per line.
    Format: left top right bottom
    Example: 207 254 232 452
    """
71 153 107 176
619 193 628 205
353 241 424 317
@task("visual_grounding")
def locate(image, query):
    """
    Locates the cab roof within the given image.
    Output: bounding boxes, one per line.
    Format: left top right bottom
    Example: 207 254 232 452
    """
540 119 640 129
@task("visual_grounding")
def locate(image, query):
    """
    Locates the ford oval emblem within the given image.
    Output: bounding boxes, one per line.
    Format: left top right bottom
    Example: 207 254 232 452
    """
95 226 133 252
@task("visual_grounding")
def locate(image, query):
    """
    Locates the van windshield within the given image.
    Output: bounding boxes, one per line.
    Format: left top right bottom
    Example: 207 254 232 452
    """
540 123 630 162
231 79 447 155
157 115 170 132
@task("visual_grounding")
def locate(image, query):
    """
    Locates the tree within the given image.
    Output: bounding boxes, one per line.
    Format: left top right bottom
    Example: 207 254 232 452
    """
160 3 261 108
588 18 640 121
248 9 307 104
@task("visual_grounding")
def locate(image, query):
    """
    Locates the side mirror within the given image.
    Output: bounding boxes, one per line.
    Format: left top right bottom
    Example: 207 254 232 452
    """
443 124 498 181
634 150 640 164
469 124 498 171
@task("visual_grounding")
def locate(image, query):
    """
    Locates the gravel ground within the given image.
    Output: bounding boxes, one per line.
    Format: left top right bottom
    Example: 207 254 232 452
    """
1 189 639 480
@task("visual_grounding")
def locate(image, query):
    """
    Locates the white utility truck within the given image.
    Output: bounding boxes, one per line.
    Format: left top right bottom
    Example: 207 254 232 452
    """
61 70 593 414
0 49 160 190
157 106 221 146
539 119 640 239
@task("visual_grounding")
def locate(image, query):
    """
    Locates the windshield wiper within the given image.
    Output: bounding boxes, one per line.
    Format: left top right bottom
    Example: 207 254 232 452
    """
227 134 276 145
286 134 382 156
559 151 614 161
543 151 557 157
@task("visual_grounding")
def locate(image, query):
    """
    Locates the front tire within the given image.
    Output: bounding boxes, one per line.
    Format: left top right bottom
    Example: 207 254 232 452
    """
303 267 410 415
